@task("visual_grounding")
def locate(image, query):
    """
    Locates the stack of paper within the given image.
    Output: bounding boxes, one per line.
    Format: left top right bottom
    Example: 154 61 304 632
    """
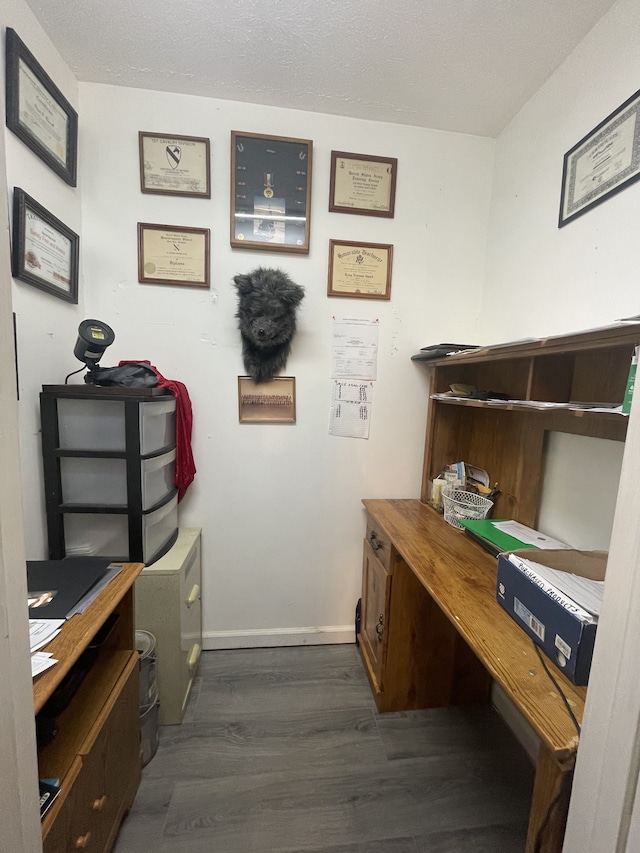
31 652 58 678
29 619 64 652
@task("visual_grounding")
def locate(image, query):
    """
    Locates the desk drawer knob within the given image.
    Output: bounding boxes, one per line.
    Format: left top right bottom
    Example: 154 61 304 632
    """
376 614 384 641
75 832 91 849
369 530 383 551
92 795 107 812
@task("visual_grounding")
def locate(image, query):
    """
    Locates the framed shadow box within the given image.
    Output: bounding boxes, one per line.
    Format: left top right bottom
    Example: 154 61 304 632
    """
230 131 312 253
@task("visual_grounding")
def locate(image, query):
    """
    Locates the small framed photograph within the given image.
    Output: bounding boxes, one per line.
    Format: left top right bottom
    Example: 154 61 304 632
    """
328 239 393 300
230 131 312 253
329 151 397 218
11 188 79 303
559 88 640 227
5 28 78 186
238 376 296 423
138 223 210 288
139 132 211 197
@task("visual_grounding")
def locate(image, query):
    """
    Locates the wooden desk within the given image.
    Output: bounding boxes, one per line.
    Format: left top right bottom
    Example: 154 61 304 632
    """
35 562 143 853
359 499 585 853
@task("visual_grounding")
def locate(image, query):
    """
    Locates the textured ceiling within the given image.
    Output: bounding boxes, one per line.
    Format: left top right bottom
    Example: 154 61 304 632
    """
24 0 617 137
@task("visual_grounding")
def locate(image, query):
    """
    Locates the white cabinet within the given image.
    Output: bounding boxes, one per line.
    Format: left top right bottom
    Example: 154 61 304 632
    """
134 528 202 725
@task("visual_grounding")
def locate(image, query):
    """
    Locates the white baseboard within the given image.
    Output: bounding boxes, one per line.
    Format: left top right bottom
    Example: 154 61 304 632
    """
202 625 355 650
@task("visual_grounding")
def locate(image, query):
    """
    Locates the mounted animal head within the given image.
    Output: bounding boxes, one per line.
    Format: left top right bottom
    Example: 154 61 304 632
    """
233 267 305 383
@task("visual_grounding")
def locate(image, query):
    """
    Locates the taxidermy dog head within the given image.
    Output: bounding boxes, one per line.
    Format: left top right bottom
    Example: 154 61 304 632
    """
233 267 305 383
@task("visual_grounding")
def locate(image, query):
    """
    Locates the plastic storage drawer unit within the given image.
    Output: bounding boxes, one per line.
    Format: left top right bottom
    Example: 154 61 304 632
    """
60 448 176 510
57 397 176 453
63 493 179 565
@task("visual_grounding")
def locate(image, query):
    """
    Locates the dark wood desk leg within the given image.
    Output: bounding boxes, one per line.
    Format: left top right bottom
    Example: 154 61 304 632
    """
525 744 573 853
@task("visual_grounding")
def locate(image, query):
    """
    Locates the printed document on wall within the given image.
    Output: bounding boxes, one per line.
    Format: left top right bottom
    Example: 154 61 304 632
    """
331 317 379 380
329 380 373 438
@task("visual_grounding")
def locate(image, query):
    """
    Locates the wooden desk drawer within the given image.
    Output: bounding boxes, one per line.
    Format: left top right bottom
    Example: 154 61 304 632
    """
365 514 393 569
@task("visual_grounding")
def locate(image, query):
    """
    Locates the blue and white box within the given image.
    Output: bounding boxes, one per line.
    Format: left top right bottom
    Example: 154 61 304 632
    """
496 549 607 685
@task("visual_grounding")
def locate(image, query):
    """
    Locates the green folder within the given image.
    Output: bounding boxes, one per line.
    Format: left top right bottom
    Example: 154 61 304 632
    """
458 519 539 556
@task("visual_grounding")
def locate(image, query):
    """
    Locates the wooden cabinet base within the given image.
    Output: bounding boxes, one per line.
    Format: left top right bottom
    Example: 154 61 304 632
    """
36 564 143 853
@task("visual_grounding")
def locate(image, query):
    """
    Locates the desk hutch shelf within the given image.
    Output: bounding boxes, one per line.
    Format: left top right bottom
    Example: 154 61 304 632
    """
421 322 639 525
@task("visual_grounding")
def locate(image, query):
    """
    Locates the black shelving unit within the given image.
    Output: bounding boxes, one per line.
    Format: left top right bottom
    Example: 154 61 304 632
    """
40 385 179 564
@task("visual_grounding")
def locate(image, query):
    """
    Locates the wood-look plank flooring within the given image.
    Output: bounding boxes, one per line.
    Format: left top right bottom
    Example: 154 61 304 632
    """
113 644 534 852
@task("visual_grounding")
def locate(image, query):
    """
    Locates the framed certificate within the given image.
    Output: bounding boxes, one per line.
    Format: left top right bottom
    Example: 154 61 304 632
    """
559 88 640 227
11 188 79 303
238 376 296 423
329 151 397 218
139 132 211 197
230 131 312 253
5 28 78 186
137 223 210 288
328 240 393 300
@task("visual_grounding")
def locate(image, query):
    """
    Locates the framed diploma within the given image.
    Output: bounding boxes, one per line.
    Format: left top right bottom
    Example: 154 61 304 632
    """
328 240 393 300
329 151 397 218
238 376 296 423
137 223 210 288
139 132 211 197
11 188 79 303
5 28 78 187
230 131 312 253
559 88 640 227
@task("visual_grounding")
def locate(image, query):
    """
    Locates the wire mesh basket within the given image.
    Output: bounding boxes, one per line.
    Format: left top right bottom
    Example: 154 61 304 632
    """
441 489 494 530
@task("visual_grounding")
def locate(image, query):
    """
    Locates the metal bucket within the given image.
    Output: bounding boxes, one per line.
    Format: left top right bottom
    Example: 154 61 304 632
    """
135 630 157 709
139 698 159 767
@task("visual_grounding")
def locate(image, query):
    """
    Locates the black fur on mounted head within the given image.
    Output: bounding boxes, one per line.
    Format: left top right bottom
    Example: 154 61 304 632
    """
233 267 305 383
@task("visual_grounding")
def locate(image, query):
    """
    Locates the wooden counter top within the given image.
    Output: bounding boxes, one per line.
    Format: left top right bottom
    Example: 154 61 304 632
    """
362 499 584 767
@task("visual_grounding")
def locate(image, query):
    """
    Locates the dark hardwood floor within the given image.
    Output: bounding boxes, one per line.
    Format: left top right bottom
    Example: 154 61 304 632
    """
114 644 534 852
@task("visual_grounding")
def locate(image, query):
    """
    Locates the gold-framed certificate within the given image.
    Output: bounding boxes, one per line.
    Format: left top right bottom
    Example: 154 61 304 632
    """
139 132 211 198
328 240 393 300
137 223 210 288
329 151 397 218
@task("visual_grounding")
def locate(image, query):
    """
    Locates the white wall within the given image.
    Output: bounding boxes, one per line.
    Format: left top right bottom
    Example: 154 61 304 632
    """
482 0 640 343
3 1 85 560
77 84 494 647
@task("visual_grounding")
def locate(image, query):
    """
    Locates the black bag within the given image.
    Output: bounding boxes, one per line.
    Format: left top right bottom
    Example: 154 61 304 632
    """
88 363 158 388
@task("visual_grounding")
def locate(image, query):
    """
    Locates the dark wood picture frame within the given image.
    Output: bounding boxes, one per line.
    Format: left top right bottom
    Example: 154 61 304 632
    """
137 222 210 288
139 131 211 198
559 87 640 227
230 131 312 253
329 151 397 218
11 188 79 303
238 376 297 423
5 28 78 186
328 239 393 300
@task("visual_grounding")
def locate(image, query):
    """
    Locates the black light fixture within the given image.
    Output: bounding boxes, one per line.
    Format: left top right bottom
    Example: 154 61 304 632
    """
72 319 115 382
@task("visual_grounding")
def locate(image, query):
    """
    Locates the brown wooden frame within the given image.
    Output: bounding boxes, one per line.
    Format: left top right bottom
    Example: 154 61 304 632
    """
138 131 211 198
328 239 393 300
238 376 296 423
230 131 312 253
329 150 397 218
137 222 210 288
